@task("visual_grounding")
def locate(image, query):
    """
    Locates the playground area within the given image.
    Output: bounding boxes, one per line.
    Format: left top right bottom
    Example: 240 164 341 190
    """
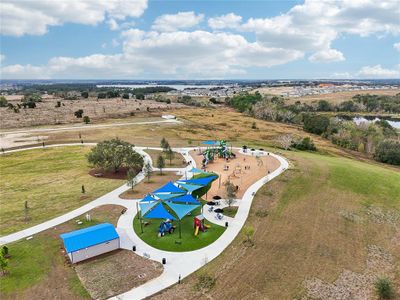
190 147 281 199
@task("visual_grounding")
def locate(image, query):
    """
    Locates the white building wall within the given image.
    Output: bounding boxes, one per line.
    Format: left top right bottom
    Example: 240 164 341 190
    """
70 238 119 263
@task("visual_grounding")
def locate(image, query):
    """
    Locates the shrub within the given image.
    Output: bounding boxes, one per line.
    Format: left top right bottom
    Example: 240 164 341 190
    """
374 140 400 165
375 278 394 299
74 109 84 118
0 96 8 107
303 114 330 135
195 274 216 292
292 137 317 151
83 116 90 124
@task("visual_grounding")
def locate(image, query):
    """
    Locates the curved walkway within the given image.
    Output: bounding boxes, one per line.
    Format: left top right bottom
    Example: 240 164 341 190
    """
0 144 289 300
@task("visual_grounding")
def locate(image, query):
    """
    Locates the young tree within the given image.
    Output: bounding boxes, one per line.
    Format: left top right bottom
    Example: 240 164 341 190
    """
277 134 294 150
243 225 255 245
224 180 237 207
160 137 167 149
375 278 394 299
83 116 90 124
0 96 8 107
156 155 165 175
143 162 152 182
0 253 9 275
127 168 137 190
87 139 144 173
166 147 175 165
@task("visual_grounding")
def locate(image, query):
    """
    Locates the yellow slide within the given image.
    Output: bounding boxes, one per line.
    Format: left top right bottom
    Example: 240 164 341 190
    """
194 226 199 236
204 224 211 228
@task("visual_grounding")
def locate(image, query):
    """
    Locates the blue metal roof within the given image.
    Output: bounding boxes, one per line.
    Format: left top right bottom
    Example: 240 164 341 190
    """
60 223 119 253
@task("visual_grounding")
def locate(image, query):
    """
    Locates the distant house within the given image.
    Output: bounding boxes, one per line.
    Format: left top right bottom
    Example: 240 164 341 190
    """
60 223 119 263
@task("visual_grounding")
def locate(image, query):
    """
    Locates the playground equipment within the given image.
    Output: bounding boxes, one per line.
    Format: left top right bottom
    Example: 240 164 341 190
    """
202 140 235 167
194 215 211 236
158 219 175 237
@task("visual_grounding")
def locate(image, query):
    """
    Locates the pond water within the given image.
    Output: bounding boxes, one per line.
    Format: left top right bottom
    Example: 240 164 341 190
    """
338 116 400 129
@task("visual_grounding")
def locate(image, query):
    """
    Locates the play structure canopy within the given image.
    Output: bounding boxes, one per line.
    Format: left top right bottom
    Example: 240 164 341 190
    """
177 175 217 186
144 202 176 220
165 202 199 220
153 182 185 194
202 140 220 145
177 182 203 193
167 194 200 205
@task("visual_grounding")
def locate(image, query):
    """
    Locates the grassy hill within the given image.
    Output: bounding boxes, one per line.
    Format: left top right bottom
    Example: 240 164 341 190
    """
150 150 400 299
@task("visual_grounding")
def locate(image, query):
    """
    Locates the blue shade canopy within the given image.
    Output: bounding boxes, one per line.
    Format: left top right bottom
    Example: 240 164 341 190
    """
202 140 220 145
189 167 205 174
60 223 119 253
153 182 185 194
177 175 217 186
153 192 185 201
140 194 157 203
139 201 157 216
165 202 200 220
144 203 175 220
168 194 200 205
177 183 203 193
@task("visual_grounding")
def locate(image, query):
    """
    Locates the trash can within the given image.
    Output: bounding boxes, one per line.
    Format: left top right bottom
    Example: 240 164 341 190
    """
132 245 136 252
225 221 229 228
162 258 166 265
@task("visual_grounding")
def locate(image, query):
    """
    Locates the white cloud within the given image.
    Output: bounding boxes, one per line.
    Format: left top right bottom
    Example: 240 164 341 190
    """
151 12 204 32
394 42 400 51
107 18 119 31
208 13 242 30
309 49 345 63
0 0 148 36
0 54 5 63
1 30 303 79
357 64 400 78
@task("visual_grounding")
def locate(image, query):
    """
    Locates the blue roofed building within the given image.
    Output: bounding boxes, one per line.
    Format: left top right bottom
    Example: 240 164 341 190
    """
60 223 120 263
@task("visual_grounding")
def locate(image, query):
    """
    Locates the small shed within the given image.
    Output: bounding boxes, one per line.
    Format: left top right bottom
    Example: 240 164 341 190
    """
60 223 119 263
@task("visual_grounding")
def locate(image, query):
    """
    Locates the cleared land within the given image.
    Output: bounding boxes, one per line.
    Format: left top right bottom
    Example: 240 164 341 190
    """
150 151 400 299
0 146 123 235
144 149 187 168
0 96 184 129
0 204 160 300
119 172 181 199
190 150 281 199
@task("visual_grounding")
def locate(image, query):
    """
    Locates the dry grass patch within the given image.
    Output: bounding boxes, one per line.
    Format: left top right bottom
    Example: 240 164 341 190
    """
75 249 163 300
144 149 187 167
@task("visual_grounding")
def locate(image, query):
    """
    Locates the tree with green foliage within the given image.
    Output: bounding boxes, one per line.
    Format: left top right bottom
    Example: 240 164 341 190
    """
0 253 9 275
127 168 137 190
156 155 165 175
316 100 332 111
136 93 145 100
143 162 152 182
83 116 90 124
374 140 400 165
303 114 330 135
0 96 8 107
225 180 236 207
122 93 129 99
243 225 255 244
74 109 84 118
166 147 175 165
375 278 394 299
160 138 170 152
228 91 262 113
81 91 89 98
87 139 144 173
292 137 317 151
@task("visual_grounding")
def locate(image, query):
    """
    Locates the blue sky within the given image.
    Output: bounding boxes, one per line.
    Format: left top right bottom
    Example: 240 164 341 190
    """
1 0 399 79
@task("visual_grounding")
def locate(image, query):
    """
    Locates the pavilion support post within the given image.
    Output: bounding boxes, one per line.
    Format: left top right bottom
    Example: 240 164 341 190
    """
179 219 182 239
137 202 144 234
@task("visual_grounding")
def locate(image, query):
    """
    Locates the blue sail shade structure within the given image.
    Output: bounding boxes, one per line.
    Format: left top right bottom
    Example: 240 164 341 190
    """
177 182 203 194
144 202 175 220
140 194 157 203
167 194 200 205
153 182 185 194
165 202 199 220
188 167 205 174
177 175 217 186
139 201 157 216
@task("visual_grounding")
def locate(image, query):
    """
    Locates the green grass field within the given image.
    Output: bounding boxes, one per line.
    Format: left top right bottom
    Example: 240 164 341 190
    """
0 146 123 235
133 201 226 252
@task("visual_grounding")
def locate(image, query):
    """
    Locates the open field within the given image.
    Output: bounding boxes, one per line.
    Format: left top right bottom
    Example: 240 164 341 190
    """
133 200 226 252
144 149 187 168
0 146 124 235
0 96 184 129
0 204 131 299
119 172 181 199
150 150 400 299
285 89 400 105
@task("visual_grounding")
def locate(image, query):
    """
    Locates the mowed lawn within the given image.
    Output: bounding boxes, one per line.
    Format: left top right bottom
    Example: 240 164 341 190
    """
0 146 123 235
150 151 400 300
133 201 226 252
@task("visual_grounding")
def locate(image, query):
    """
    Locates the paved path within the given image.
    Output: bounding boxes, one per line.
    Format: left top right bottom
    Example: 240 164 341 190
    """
0 144 289 300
